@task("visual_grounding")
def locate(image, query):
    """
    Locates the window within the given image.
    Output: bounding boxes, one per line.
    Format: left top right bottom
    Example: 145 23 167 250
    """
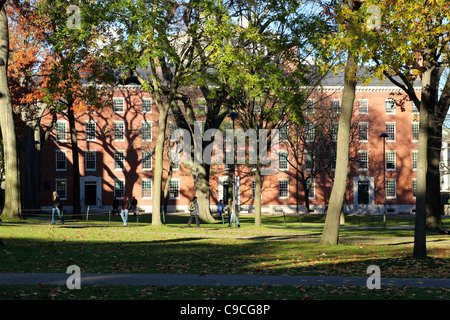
114 151 125 170
331 99 341 114
114 179 125 199
142 151 152 170
56 150 67 171
142 121 152 141
279 179 289 199
142 98 152 113
85 151 96 171
56 179 67 200
279 124 289 141
412 122 419 141
358 99 368 114
114 122 124 141
279 151 288 171
56 122 66 141
412 151 418 170
224 149 232 170
142 180 152 198
305 123 315 142
386 123 396 142
386 151 396 170
169 121 178 141
308 178 315 199
385 99 395 114
171 149 180 170
85 122 96 141
170 179 180 199
330 149 337 171
305 151 314 171
386 179 397 198
196 98 207 111
305 99 315 114
359 122 369 142
358 150 369 171
331 122 338 142
412 179 417 198
114 98 124 113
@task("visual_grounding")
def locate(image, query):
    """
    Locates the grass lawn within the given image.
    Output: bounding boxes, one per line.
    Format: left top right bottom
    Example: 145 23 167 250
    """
0 213 449 300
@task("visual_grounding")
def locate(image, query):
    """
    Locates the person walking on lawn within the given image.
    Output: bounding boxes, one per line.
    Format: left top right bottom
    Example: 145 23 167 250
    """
121 195 131 226
187 196 200 227
228 199 240 228
51 191 64 225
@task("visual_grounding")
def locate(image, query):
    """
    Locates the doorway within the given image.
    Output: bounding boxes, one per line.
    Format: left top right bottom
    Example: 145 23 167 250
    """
84 181 97 206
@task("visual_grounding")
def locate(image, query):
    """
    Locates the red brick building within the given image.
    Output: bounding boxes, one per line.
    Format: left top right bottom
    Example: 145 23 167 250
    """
35 75 421 215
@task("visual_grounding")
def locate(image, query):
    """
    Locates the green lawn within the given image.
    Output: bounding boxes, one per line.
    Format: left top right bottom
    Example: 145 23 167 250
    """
1 213 449 300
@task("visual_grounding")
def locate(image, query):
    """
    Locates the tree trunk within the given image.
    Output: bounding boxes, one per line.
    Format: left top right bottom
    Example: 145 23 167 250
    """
319 53 357 245
0 6 21 219
425 111 442 230
413 65 432 259
67 105 81 218
254 159 262 226
152 109 168 226
192 161 215 222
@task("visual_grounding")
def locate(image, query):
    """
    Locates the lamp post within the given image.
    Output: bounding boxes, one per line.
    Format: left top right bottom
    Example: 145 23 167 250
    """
379 132 389 228
229 111 239 216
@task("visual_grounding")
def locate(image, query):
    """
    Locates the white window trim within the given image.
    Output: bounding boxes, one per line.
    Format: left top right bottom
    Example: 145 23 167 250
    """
55 179 67 200
385 99 396 114
142 97 152 113
55 150 67 172
358 99 369 114
386 150 396 171
308 178 316 199
359 122 369 142
412 122 419 142
386 178 397 199
113 121 125 142
142 151 152 171
412 150 418 171
278 178 289 199
56 121 68 142
141 121 153 142
169 178 181 199
385 122 396 143
358 150 369 171
114 178 125 199
113 97 125 114
142 179 152 199
85 121 96 142
114 150 126 171
331 99 341 114
85 150 96 172
412 179 417 199
279 150 289 171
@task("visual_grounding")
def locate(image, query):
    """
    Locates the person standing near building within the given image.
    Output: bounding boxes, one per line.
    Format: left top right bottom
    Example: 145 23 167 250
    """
121 195 130 226
217 199 224 217
130 196 138 215
51 191 64 225
187 196 200 227
228 199 240 228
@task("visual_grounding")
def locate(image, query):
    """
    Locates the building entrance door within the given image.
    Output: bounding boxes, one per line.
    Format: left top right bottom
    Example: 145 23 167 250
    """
357 181 370 205
84 181 97 206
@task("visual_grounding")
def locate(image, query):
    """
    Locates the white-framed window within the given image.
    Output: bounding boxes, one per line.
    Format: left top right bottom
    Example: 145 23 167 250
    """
359 122 369 142
386 151 396 170
169 121 178 142
331 122 338 142
386 123 396 142
142 179 152 199
55 150 67 171
142 97 152 113
142 151 152 170
330 149 337 171
279 124 289 141
305 99 315 114
279 150 289 171
412 122 419 142
85 151 96 171
113 97 124 113
56 121 67 142
224 149 232 171
308 178 315 199
171 149 180 170
85 121 96 141
386 179 397 199
305 123 315 142
385 99 395 114
114 121 125 141
114 151 125 171
278 179 289 199
412 151 418 170
412 179 417 198
169 179 180 199
358 150 369 171
358 99 368 114
142 121 152 141
55 179 67 200
331 99 341 114
114 179 125 199
305 151 314 171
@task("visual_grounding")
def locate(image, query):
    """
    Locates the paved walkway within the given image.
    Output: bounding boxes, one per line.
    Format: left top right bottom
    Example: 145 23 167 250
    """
0 273 449 288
